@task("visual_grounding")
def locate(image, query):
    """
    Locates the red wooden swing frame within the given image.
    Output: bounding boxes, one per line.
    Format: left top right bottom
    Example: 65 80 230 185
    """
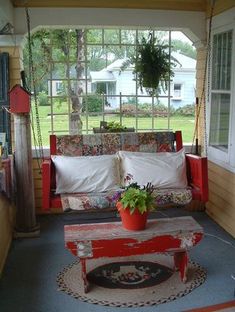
41 131 208 211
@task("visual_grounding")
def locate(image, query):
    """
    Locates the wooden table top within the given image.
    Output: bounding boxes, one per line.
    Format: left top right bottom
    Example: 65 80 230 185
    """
64 216 203 242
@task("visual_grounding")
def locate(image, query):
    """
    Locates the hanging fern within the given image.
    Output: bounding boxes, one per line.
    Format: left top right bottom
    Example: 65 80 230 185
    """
121 32 178 96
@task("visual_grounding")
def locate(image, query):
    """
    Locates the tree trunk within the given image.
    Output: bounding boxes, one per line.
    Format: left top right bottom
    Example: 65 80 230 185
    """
69 29 85 134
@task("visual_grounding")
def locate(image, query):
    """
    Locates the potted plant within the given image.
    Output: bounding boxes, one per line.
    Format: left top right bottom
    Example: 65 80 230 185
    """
122 31 177 96
113 174 155 231
93 121 135 133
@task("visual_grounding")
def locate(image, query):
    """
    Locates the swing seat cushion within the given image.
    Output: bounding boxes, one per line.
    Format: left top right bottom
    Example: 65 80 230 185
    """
59 188 192 212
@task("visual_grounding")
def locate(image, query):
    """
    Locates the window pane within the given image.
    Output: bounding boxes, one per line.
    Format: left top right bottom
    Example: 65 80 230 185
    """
209 93 230 151
25 28 196 145
212 30 232 90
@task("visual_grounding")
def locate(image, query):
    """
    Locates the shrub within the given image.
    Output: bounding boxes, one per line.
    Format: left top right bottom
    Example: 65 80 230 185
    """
82 94 103 113
121 104 136 116
38 91 49 106
175 104 195 116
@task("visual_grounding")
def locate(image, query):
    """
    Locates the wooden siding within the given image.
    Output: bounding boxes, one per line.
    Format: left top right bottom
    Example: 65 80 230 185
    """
206 161 235 238
0 195 15 275
12 0 206 11
32 159 44 214
0 46 21 273
195 47 207 153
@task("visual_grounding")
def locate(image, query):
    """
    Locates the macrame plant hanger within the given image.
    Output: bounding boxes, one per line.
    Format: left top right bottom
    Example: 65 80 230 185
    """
25 7 44 169
191 1 215 156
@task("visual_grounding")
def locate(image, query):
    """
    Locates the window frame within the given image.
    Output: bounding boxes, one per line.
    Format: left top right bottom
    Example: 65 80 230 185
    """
207 21 235 171
27 27 197 146
172 82 183 100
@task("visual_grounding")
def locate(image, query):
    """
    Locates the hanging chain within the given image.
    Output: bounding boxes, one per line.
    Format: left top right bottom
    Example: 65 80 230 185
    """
25 8 44 166
191 2 215 156
204 2 215 157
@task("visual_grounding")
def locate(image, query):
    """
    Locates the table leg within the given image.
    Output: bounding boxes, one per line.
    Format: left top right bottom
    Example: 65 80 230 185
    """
174 251 188 283
81 258 89 293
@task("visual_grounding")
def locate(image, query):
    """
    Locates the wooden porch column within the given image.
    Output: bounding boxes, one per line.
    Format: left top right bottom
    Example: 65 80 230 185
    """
9 85 39 237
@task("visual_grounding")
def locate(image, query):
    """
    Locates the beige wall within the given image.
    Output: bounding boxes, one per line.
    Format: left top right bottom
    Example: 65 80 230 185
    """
0 195 15 275
33 159 44 214
0 47 21 274
195 47 207 154
206 162 235 238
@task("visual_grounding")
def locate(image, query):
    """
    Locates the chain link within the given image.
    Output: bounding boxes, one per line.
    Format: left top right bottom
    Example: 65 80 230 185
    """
191 2 215 156
25 8 44 166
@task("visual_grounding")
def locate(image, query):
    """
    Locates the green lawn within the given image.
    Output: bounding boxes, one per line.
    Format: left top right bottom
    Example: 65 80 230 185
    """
31 106 195 146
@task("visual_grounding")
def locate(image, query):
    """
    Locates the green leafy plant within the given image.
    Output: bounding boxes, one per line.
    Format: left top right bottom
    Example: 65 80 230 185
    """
106 121 128 132
122 31 178 96
114 174 155 214
38 91 49 106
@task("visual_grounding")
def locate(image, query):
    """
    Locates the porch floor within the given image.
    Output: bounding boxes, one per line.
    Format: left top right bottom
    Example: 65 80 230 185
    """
0 208 235 312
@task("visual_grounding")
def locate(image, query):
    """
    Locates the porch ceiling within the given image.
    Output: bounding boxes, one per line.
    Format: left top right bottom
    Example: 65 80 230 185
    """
11 0 206 11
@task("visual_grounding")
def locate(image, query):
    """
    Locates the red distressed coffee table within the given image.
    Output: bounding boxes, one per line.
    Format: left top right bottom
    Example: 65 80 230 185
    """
64 216 203 293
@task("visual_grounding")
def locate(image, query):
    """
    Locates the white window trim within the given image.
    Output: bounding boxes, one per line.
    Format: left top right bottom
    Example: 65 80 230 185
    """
207 8 235 172
172 82 184 100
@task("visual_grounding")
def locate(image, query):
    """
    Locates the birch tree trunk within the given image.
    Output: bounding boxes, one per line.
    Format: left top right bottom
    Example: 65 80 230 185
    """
69 29 84 134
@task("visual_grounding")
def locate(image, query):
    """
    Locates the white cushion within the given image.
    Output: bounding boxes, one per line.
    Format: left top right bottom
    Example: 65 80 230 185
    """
51 154 120 194
117 149 187 189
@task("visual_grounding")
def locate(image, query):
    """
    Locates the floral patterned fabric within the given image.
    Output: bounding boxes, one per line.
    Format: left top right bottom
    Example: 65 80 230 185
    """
60 188 192 212
55 132 175 156
55 131 191 212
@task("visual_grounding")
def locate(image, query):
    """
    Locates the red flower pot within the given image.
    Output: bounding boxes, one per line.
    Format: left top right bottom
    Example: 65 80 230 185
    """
117 202 148 231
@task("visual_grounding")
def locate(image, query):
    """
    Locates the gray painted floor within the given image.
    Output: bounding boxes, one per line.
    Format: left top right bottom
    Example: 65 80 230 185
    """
0 208 235 312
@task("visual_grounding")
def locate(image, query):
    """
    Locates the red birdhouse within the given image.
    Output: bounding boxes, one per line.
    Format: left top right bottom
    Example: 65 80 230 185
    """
9 84 31 113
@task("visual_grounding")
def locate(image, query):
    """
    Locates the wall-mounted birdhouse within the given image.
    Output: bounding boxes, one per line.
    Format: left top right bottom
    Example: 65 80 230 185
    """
9 84 31 114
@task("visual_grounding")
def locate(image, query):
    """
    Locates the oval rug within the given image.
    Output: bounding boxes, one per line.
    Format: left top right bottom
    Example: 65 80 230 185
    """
57 254 206 308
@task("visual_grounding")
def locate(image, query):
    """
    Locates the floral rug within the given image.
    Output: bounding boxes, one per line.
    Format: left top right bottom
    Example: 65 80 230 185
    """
57 254 206 307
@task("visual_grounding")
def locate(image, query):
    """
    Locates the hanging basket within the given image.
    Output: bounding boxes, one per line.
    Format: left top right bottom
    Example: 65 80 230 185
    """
117 202 148 231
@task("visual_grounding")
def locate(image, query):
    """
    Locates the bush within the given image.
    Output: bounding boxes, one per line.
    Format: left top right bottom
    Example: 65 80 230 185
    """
121 104 136 116
82 94 103 113
38 91 49 106
175 104 195 116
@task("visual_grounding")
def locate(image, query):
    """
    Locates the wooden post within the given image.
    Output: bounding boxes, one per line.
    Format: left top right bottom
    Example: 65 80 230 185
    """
9 85 39 237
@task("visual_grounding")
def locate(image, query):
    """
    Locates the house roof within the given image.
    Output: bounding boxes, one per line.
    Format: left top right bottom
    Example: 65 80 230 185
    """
104 58 133 71
90 52 196 83
172 52 196 69
90 70 115 82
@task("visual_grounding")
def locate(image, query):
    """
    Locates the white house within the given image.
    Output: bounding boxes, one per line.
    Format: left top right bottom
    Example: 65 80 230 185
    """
90 52 196 109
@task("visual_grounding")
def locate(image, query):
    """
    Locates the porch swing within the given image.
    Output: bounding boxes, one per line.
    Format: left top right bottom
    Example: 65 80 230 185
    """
21 13 208 212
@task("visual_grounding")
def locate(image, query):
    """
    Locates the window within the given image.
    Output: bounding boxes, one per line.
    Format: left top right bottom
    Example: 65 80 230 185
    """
172 83 183 99
24 29 196 146
208 22 235 170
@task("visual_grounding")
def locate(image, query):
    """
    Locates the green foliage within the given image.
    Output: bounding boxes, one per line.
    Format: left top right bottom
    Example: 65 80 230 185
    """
38 91 49 106
96 82 106 94
106 121 127 132
121 102 175 117
122 32 178 96
125 97 136 104
119 182 155 214
175 104 195 116
171 39 196 60
82 94 103 112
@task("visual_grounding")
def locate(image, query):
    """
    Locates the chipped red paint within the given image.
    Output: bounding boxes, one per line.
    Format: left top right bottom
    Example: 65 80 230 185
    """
64 216 204 293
